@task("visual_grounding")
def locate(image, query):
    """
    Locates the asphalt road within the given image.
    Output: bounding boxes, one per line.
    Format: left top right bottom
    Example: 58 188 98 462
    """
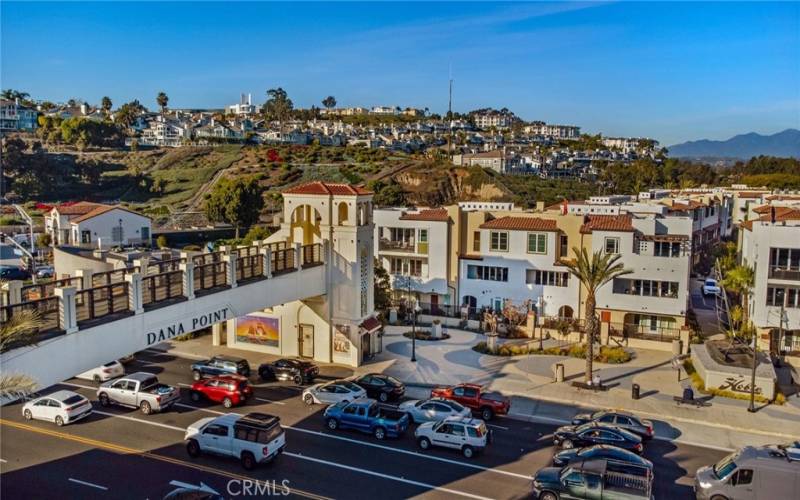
0 349 727 499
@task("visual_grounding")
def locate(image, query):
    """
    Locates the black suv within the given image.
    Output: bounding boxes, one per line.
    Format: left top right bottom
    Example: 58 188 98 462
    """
0 266 30 281
258 358 319 385
191 356 251 381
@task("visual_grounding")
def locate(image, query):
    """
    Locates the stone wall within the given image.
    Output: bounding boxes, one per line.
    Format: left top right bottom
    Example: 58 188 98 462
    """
691 343 777 400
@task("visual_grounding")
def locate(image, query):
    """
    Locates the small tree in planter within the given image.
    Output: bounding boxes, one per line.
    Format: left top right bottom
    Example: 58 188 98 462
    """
501 299 532 338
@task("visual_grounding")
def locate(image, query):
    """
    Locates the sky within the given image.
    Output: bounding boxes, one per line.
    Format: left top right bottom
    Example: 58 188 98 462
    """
1 1 798 145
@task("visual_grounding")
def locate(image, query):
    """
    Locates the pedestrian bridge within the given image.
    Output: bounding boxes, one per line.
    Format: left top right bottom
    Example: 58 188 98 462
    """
1 241 326 390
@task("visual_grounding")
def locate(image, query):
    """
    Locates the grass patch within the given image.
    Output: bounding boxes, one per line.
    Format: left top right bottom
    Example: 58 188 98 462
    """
682 360 786 405
473 342 632 363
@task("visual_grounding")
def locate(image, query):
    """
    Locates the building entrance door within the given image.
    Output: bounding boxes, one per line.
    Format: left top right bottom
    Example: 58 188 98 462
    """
299 324 314 358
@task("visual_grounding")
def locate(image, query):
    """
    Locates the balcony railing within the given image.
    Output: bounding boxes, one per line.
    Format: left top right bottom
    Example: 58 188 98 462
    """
0 297 62 346
194 262 228 292
236 255 264 283
379 239 416 252
21 277 82 301
271 248 296 275
769 266 800 281
301 243 323 268
609 322 680 343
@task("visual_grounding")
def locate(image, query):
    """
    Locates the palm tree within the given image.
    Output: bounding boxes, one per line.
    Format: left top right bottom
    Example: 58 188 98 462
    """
722 264 755 332
564 247 632 384
322 95 337 111
101 96 113 118
156 92 169 114
0 309 42 398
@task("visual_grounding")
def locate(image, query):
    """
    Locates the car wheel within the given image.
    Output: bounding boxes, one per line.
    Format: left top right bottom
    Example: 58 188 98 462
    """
418 437 431 450
303 394 314 405
190 391 201 402
55 415 64 427
140 401 152 415
373 427 386 440
379 392 389 403
99 393 110 407
481 407 494 421
462 445 474 459
540 492 559 500
327 418 339 430
93 374 101 383
192 371 201 381
241 451 256 470
223 397 233 409
23 409 32 420
710 496 729 500
562 439 573 449
293 375 302 385
186 439 201 457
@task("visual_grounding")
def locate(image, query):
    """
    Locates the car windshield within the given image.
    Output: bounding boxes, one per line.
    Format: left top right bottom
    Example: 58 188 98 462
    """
103 362 117 367
62 395 84 405
705 279 717 287
341 381 361 392
385 375 401 386
441 400 465 412
482 391 505 401
712 452 739 479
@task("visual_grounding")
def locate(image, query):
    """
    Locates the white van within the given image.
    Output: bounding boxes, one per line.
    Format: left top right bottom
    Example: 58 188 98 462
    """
695 444 800 500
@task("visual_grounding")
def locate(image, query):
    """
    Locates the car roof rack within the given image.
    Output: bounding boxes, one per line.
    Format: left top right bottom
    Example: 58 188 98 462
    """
237 413 281 428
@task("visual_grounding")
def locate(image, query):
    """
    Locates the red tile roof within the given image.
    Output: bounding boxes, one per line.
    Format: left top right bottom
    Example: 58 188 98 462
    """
71 205 148 224
359 316 382 333
52 201 105 216
741 207 800 230
736 191 767 199
479 216 558 232
399 208 450 222
282 181 372 196
580 214 635 233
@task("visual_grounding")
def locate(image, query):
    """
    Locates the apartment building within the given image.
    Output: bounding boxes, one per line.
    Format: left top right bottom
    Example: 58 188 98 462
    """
373 207 455 308
451 149 509 173
740 205 800 356
227 93 257 116
473 112 514 130
523 122 581 140
0 99 38 132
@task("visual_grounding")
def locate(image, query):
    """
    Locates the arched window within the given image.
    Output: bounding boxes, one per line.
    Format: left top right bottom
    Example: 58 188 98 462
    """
337 202 349 225
558 305 574 319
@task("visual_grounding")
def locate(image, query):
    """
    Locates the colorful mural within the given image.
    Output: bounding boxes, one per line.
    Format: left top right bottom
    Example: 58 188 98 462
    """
235 314 280 347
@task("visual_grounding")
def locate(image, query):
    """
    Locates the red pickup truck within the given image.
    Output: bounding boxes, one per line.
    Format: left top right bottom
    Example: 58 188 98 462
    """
430 383 510 420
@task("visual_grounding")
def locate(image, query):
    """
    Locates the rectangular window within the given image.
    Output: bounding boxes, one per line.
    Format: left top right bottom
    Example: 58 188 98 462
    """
140 227 150 240
81 230 91 244
473 231 481 252
654 241 681 257
527 270 569 287
604 237 620 254
559 235 568 258
466 265 508 282
614 278 679 298
527 233 547 254
490 231 508 252
418 229 428 243
111 226 124 242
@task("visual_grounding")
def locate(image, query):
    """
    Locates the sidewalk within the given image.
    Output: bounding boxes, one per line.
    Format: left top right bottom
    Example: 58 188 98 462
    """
372 325 800 451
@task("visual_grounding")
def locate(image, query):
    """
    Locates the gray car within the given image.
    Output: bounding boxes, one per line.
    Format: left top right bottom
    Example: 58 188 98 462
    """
399 398 471 424
571 410 654 440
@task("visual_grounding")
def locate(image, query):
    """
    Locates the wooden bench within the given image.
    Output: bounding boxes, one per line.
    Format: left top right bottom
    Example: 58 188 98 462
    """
571 381 609 392
673 396 711 407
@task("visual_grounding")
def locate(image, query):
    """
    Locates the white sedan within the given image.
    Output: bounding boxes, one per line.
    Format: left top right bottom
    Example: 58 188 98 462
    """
76 360 124 382
399 397 472 424
302 380 366 405
702 278 721 297
22 390 92 426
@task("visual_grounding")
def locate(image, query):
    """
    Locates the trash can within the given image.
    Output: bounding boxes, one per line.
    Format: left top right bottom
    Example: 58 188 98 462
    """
632 383 640 400
683 387 694 401
554 363 565 383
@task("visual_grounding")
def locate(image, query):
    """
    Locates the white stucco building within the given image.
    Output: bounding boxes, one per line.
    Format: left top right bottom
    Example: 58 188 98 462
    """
44 202 152 248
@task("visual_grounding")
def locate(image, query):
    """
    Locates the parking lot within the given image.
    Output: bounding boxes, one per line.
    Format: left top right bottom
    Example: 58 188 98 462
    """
0 349 727 499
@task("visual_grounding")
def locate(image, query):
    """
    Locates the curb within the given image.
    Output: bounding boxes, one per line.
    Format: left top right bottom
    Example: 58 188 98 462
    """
401 379 799 442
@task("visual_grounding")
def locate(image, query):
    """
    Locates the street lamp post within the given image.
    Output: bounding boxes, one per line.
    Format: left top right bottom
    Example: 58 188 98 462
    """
748 334 758 412
411 301 420 362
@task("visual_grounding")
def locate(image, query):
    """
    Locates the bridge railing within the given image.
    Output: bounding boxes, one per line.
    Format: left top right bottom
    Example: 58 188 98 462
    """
0 239 327 343
142 270 184 307
76 282 130 326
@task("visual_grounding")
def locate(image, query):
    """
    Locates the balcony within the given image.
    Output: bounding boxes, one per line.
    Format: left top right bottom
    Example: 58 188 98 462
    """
379 238 416 253
769 266 800 281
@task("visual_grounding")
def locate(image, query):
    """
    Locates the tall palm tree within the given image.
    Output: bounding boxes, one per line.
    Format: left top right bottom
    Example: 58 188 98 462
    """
101 96 113 118
564 247 632 384
0 309 42 398
722 264 755 332
156 92 169 114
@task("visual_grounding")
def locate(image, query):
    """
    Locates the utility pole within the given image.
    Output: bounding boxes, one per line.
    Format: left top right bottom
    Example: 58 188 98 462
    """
448 68 454 155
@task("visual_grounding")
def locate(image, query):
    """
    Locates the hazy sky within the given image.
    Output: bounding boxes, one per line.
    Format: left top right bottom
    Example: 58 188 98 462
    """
2 1 798 144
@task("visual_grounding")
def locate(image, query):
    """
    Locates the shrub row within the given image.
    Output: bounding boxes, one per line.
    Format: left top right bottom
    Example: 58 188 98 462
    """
473 342 632 363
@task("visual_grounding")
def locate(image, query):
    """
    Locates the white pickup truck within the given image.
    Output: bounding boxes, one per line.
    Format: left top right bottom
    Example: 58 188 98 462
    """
185 412 286 470
97 372 180 415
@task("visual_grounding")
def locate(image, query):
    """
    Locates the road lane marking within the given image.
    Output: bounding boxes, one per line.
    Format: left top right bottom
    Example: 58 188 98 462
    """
91 410 187 432
284 452 493 500
60 382 96 391
68 478 108 491
286 426 531 480
175 403 225 415
255 397 287 405
486 423 508 430
0 419 329 500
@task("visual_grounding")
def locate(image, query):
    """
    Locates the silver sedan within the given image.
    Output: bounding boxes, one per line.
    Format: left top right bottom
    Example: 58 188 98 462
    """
302 380 366 405
399 398 471 424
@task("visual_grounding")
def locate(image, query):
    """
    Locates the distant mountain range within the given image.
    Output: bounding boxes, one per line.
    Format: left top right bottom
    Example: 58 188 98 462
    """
668 129 800 159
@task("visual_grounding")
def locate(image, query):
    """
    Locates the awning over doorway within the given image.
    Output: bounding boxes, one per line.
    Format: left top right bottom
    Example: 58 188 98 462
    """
360 316 382 334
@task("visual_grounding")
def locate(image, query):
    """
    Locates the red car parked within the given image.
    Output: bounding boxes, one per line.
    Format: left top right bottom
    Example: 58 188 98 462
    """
430 383 510 421
190 375 253 408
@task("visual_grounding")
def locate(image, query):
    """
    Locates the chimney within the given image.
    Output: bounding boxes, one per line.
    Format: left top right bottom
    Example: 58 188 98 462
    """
770 206 776 224
80 103 87 115
536 201 545 212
